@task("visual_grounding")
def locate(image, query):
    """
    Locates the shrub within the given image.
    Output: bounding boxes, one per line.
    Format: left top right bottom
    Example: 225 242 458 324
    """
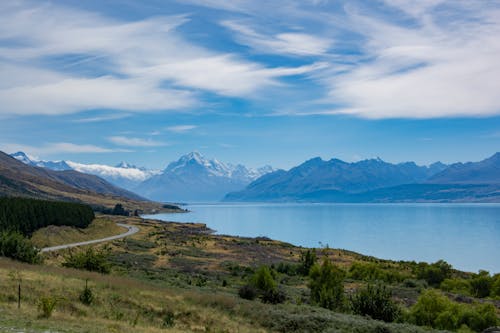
162 310 175 328
409 289 498 331
351 284 400 322
252 266 277 293
0 231 40 263
38 296 57 318
349 262 404 284
79 280 94 305
469 271 492 298
415 260 452 286
299 249 317 276
63 248 110 274
261 288 287 304
492 274 500 297
440 278 470 295
238 284 258 300
309 259 345 311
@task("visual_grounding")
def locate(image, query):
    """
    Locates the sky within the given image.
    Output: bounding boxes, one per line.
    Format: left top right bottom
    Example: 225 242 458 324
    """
0 0 499 170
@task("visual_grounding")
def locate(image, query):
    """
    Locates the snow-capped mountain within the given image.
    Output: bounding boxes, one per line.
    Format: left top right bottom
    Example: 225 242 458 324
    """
11 152 72 171
10 151 274 202
135 152 274 202
10 152 160 191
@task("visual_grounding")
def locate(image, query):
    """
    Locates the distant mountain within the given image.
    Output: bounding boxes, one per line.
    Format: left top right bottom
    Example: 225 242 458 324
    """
225 156 448 202
427 152 500 184
135 152 274 202
11 152 72 171
10 152 160 191
0 150 155 210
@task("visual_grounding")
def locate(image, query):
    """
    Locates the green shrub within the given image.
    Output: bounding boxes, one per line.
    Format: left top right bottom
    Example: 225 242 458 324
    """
351 284 400 322
415 260 452 286
440 278 471 295
492 274 500 297
0 231 40 263
79 280 94 305
309 259 345 311
63 248 110 274
162 310 175 328
38 296 57 318
469 271 492 298
409 289 498 331
348 262 404 284
299 249 317 276
261 288 287 304
238 284 258 300
252 266 276 293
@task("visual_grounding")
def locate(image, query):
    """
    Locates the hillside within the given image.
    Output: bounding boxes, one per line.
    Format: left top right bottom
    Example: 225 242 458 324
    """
225 153 500 203
0 151 165 212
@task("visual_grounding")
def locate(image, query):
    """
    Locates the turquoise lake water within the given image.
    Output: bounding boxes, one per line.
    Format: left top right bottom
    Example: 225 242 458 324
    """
144 203 500 273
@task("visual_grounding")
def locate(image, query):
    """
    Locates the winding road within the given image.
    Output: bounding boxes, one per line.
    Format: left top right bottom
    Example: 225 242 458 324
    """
40 223 139 253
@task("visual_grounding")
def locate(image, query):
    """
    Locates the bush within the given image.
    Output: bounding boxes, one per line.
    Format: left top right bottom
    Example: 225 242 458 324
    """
261 288 287 304
252 266 277 293
79 280 94 305
309 259 345 311
63 248 110 274
349 262 404 284
409 289 498 331
299 249 317 276
492 274 500 297
469 271 492 298
238 284 258 300
440 278 470 295
38 296 57 318
415 260 452 286
0 231 40 263
351 284 400 322
162 310 175 328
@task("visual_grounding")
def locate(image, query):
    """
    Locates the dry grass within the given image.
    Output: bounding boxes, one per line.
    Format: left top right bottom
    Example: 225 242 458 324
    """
0 258 265 333
30 217 125 248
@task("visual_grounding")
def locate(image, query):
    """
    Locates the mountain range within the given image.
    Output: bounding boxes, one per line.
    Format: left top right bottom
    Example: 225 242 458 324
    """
225 153 500 203
0 151 164 212
11 151 274 202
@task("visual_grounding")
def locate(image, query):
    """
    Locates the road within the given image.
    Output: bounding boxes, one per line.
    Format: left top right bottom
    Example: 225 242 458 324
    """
40 223 139 253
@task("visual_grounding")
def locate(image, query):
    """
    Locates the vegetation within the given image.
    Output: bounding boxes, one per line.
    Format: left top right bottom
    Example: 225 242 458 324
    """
309 258 345 311
62 247 110 274
408 290 498 331
0 214 498 332
351 284 400 322
0 197 94 236
0 231 40 263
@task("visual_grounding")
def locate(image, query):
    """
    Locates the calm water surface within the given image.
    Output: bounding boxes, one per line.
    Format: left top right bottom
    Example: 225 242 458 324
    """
144 203 500 273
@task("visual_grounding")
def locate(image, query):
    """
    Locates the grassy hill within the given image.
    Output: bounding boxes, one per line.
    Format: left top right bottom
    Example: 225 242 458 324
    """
1 215 497 332
0 151 173 213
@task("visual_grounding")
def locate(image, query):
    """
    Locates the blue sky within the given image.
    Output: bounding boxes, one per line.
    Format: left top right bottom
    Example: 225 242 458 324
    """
1 0 499 169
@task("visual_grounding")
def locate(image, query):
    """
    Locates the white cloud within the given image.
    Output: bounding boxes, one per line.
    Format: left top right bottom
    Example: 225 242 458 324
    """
108 136 168 147
0 142 128 156
222 20 332 56
166 125 198 133
316 2 500 118
66 161 159 182
0 2 318 116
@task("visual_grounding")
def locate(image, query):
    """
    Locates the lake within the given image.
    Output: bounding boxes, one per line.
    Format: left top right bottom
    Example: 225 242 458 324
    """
143 203 500 273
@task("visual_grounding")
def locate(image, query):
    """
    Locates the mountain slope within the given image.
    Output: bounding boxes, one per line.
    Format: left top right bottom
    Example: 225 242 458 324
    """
225 156 447 202
11 152 159 191
0 151 155 210
135 152 274 202
427 152 500 184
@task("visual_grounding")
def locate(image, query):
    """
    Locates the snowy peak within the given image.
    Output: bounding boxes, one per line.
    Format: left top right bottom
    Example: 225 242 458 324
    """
165 152 273 181
11 151 71 171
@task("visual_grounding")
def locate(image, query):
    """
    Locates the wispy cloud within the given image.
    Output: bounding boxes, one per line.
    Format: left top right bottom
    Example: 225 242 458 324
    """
0 142 129 156
0 2 319 116
74 113 131 123
222 20 332 56
108 136 168 147
166 125 198 133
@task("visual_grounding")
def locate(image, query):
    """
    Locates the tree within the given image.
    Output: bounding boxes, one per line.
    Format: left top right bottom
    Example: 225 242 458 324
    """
308 258 345 310
351 284 400 322
299 249 317 276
